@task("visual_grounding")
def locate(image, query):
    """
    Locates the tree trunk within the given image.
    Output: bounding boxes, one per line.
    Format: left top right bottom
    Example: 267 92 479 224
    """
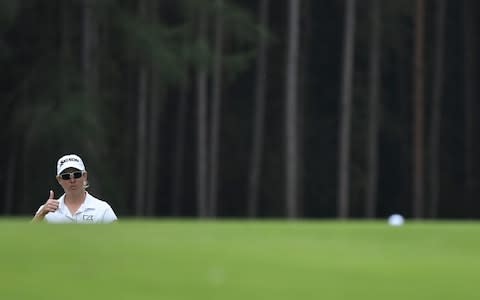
366 0 381 219
82 0 103 197
60 0 71 100
135 67 148 216
209 0 224 217
135 0 149 216
146 72 161 216
429 0 446 218
83 0 98 100
463 0 477 218
4 143 17 215
337 0 356 219
172 62 189 217
196 8 209 218
146 0 161 217
285 0 301 219
248 0 269 218
296 0 311 217
413 0 425 219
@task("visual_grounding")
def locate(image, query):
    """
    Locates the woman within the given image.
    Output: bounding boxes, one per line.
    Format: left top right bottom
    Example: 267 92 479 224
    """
32 154 117 223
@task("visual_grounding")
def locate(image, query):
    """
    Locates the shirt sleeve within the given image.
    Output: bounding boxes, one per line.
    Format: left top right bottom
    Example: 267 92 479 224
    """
102 204 118 223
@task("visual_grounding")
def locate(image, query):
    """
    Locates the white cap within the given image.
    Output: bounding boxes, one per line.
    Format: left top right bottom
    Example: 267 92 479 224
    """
57 154 86 175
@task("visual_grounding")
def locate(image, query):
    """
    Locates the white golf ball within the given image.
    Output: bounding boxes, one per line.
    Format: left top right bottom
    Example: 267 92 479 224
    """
388 214 404 226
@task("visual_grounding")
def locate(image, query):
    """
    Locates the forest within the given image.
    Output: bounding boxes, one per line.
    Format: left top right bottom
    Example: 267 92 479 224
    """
1 0 479 219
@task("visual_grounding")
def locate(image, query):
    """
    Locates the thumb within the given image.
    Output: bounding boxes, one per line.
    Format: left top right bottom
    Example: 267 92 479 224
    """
49 190 54 200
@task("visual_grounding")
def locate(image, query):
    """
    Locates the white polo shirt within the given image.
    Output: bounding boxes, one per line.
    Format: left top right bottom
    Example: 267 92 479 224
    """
37 192 117 224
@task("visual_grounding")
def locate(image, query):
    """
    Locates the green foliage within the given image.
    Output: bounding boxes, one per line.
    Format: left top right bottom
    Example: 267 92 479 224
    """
114 11 186 83
0 0 19 30
222 49 257 82
112 0 263 84
0 0 18 61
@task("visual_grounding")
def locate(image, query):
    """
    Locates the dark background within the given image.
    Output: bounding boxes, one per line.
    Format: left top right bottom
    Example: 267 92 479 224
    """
1 0 479 219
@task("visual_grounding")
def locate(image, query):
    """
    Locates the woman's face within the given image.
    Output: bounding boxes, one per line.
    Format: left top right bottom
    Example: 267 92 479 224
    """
57 167 87 194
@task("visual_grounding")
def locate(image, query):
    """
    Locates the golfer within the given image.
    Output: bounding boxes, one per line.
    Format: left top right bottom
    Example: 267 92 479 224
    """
32 154 117 223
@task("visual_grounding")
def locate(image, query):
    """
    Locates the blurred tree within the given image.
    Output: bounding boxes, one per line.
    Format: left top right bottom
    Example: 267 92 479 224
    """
285 0 301 218
429 0 446 218
248 0 269 218
338 0 356 218
196 4 209 217
83 0 98 103
413 0 424 219
209 0 225 217
1 0 21 215
83 0 106 200
366 0 381 218
171 9 192 216
146 0 163 217
463 0 478 217
135 0 149 216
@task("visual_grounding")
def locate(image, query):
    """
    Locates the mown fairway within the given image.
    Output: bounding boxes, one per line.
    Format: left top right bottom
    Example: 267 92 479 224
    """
1 219 478 300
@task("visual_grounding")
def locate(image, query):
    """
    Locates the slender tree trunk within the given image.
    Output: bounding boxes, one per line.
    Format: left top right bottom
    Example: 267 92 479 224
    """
337 0 356 219
413 0 425 219
125 41 136 215
4 143 17 215
135 67 148 216
209 0 224 217
296 0 311 217
146 72 161 216
22 135 29 213
429 0 446 218
248 0 269 218
146 1 161 217
366 0 381 218
196 8 209 218
83 0 98 100
82 0 103 197
172 4 197 217
135 0 149 216
463 0 477 218
60 0 71 100
285 0 301 219
172 11 193 216
393 28 411 211
20 80 32 213
172 74 188 216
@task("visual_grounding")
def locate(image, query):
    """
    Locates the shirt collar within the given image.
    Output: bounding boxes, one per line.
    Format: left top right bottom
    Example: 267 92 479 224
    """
83 192 96 209
57 192 95 213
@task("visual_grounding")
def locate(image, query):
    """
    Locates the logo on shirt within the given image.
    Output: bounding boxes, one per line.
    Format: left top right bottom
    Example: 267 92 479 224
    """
83 215 94 222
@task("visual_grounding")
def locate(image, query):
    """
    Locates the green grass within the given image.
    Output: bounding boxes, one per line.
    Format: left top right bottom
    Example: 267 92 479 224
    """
1 219 479 299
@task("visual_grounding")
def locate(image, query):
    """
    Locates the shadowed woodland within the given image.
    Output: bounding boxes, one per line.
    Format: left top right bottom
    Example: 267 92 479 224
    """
1 0 479 219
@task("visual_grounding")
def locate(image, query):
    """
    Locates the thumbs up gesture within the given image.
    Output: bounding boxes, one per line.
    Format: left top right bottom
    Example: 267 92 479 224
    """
41 190 59 215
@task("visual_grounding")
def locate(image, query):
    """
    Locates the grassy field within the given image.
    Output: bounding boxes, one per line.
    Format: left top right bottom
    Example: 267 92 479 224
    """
1 219 478 299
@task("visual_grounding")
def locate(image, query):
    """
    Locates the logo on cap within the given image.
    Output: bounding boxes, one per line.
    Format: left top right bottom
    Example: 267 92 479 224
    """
59 157 80 168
